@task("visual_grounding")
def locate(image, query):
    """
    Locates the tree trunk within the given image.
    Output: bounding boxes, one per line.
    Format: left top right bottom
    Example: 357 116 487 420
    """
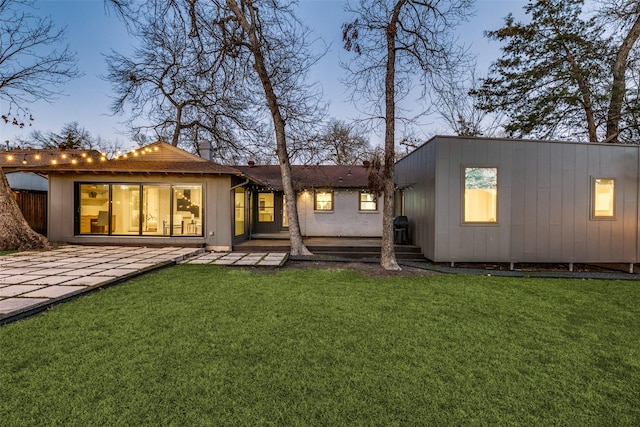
226 0 311 256
380 2 406 271
0 168 50 251
561 42 598 142
606 14 640 143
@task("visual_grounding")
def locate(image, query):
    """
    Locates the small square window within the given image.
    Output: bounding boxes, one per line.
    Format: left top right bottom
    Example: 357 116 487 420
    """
314 190 333 211
593 178 615 218
359 192 378 211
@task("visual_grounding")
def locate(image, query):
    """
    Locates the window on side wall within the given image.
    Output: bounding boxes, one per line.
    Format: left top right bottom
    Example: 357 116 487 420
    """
592 178 615 219
314 190 334 211
359 192 378 211
463 167 498 223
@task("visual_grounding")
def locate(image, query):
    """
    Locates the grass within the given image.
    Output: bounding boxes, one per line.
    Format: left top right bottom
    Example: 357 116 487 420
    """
1 265 639 426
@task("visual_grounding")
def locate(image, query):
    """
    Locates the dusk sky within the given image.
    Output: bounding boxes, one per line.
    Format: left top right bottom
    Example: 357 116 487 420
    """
2 0 530 151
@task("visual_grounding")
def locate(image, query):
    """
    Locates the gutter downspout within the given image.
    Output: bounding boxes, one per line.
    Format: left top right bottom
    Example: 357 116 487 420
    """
230 178 250 191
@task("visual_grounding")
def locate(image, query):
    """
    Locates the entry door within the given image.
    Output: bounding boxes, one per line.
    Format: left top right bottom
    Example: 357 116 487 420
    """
254 192 287 234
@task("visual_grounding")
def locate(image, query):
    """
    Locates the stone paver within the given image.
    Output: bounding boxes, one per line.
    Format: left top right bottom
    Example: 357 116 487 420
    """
182 251 288 267
0 285 45 297
0 275 47 285
22 276 79 286
0 267 42 275
92 268 139 278
0 298 50 313
23 285 87 299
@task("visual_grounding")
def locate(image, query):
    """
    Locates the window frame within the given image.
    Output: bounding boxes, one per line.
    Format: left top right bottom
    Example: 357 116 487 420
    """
462 166 499 225
591 177 616 220
358 191 378 212
76 182 204 236
314 189 334 211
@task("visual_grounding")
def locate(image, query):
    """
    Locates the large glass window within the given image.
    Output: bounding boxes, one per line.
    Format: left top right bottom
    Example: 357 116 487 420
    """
464 167 497 223
78 183 202 236
593 178 615 218
112 184 139 235
258 192 275 222
359 192 378 211
79 184 110 234
314 190 334 211
235 188 245 236
143 185 170 235
172 185 202 235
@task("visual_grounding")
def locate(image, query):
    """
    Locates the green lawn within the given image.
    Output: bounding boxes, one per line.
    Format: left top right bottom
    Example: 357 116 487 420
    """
1 265 639 426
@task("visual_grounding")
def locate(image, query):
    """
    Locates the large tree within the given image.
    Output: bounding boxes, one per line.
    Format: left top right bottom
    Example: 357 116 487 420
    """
104 0 266 163
342 0 473 270
313 119 373 165
474 0 640 143
433 64 505 137
223 0 326 255
110 0 324 255
0 0 79 250
601 0 640 143
15 122 123 157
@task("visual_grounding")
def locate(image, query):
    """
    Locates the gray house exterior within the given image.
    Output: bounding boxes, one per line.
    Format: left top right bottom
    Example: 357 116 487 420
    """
395 136 639 265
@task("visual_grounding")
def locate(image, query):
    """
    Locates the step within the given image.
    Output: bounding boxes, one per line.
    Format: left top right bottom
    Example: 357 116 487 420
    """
234 244 424 260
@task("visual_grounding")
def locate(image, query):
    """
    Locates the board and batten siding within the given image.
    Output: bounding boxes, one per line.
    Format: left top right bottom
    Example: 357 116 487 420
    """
395 136 640 263
395 140 437 260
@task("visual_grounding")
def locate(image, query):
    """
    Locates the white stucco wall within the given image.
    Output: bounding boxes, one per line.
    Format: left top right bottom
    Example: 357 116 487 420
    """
296 190 383 237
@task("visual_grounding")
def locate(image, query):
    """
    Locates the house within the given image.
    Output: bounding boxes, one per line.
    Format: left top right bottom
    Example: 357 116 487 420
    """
394 135 639 267
1 148 103 235
10 142 384 249
14 142 242 250
235 164 383 241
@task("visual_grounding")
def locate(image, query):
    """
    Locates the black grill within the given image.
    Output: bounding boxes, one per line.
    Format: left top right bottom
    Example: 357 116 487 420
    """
393 216 409 244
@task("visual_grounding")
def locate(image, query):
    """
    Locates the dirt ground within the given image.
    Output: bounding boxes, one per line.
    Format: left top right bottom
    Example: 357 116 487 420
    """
282 259 438 277
281 259 639 277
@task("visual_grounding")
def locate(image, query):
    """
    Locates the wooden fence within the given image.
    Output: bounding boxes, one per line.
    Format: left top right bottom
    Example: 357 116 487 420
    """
13 191 47 236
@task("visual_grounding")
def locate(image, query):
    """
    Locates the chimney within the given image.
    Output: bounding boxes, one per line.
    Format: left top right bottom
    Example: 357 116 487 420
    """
198 140 213 161
247 160 255 167
363 160 370 167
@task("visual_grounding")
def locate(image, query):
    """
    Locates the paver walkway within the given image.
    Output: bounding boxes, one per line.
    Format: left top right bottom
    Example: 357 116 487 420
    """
0 246 289 324
180 252 288 266
0 245 201 323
